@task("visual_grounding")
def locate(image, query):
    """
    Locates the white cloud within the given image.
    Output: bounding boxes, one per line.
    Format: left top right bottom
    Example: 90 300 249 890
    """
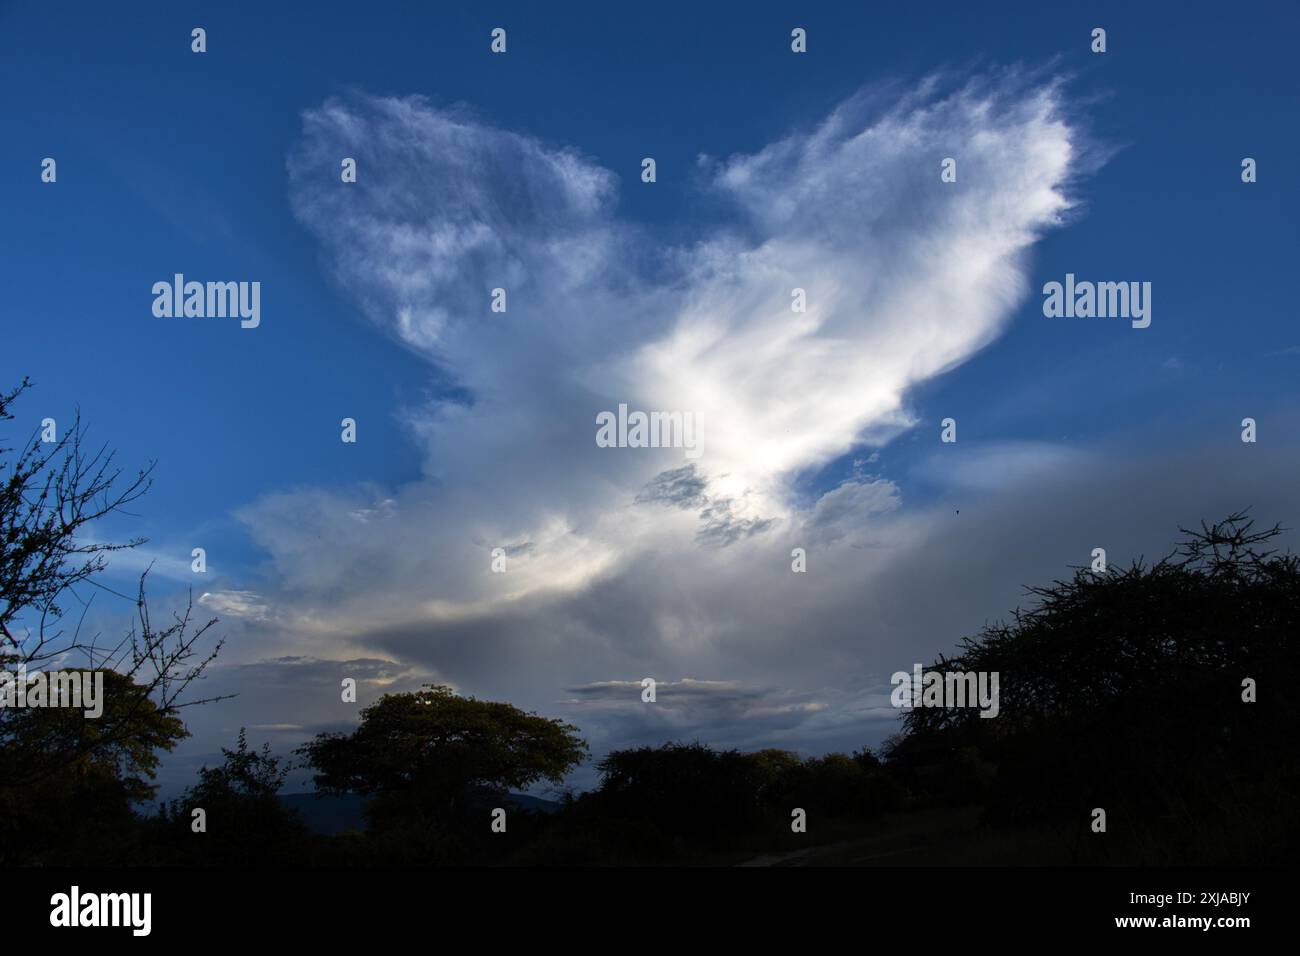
913 441 1090 492
635 75 1075 503
199 589 270 621
222 71 1098 750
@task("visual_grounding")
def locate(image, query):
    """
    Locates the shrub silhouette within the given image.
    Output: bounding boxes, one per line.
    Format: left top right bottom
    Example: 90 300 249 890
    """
154 728 308 865
570 741 903 861
594 742 768 842
887 512 1300 862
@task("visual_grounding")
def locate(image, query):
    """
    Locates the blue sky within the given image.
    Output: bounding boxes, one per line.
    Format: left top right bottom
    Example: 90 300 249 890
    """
2 0 1298 795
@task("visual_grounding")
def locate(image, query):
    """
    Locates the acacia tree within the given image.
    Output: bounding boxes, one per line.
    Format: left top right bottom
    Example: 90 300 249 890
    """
0 379 226 796
299 684 587 835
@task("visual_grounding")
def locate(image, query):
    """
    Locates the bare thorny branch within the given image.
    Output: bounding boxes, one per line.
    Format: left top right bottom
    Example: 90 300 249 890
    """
1 379 228 790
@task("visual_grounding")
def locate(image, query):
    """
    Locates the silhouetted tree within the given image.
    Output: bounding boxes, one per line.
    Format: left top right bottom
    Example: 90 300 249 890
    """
588 741 902 856
888 513 1300 862
0 669 187 863
298 684 586 857
1 379 226 861
594 742 767 842
156 728 307 865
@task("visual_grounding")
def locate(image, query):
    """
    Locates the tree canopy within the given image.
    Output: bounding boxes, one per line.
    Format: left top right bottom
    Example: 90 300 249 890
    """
298 684 587 833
